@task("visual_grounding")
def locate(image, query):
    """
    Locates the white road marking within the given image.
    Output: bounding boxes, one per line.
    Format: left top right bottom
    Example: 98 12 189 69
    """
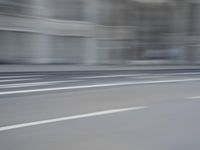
0 80 82 88
73 74 147 79
0 78 200 95
165 72 200 76
74 72 200 80
187 96 200 100
0 75 45 79
0 106 148 132
0 78 41 83
130 75 166 79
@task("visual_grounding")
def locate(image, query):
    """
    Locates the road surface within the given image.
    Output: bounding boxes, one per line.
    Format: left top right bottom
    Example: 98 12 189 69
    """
0 70 200 150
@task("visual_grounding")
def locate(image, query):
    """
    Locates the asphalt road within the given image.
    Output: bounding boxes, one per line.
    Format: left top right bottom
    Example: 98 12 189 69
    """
0 70 200 150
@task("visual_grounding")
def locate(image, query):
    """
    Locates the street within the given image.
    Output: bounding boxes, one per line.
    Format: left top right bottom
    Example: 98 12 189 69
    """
0 70 200 150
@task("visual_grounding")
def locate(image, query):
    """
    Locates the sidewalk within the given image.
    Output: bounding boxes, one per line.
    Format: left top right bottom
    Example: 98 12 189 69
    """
0 64 200 73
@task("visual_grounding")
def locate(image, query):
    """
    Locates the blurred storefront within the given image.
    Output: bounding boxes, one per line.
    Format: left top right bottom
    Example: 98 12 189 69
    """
0 0 199 64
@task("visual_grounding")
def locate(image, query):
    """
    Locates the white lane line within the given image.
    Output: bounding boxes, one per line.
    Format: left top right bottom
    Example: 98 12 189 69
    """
187 96 200 100
73 72 200 80
0 78 42 83
0 75 45 79
0 80 82 88
165 72 200 76
0 106 148 132
0 78 200 95
130 75 167 79
73 74 147 79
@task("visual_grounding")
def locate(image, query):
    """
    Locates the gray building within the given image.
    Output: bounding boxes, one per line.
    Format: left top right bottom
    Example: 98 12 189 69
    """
0 0 199 64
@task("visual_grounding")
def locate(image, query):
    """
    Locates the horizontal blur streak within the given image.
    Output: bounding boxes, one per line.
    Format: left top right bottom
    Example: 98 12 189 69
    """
0 0 199 65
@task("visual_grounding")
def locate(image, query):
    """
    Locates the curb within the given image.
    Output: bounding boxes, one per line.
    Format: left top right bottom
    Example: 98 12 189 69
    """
0 65 200 73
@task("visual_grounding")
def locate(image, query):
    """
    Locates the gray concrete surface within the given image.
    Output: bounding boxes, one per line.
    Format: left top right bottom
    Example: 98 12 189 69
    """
0 70 200 150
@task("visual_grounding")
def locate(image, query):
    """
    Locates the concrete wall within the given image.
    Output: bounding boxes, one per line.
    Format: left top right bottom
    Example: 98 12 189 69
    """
0 0 200 64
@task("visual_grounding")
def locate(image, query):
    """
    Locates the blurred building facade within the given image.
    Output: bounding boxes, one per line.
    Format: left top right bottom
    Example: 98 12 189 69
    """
0 0 199 64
